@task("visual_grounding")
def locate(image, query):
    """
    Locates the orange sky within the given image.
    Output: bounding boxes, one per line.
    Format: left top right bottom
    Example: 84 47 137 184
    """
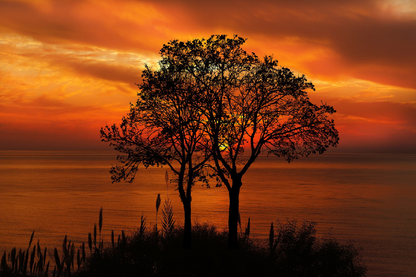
1 0 415 152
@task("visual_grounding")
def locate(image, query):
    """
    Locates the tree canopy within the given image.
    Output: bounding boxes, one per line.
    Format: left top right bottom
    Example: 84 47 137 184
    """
158 35 339 248
100 49 210 248
102 34 339 249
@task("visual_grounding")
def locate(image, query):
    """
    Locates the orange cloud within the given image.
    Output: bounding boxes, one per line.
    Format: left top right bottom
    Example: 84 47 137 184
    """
0 0 169 53
325 99 416 152
0 0 415 151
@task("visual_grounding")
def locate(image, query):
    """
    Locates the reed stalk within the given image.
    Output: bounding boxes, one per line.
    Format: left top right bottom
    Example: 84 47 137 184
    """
111 230 115 250
139 215 146 237
99 207 103 234
156 194 161 233
93 224 97 251
88 233 92 253
269 222 275 253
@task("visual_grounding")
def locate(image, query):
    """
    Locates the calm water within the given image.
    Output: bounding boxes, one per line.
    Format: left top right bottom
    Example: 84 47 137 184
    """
0 150 415 276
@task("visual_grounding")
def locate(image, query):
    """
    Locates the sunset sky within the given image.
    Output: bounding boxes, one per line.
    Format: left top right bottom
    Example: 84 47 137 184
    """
1 0 415 152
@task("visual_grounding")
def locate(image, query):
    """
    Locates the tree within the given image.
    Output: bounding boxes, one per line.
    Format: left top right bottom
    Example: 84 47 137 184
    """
159 35 339 248
100 56 210 249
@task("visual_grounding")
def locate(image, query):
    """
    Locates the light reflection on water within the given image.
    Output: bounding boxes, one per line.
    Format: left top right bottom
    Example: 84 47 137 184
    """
0 151 415 276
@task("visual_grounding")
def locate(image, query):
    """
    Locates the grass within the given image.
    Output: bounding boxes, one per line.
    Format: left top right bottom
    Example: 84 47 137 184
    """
77 217 366 277
1 210 367 277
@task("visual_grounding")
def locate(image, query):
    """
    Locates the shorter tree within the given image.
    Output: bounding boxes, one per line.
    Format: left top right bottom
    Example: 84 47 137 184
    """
100 57 210 249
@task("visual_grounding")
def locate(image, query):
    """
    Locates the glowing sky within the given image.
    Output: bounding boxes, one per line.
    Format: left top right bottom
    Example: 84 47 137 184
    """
1 0 415 152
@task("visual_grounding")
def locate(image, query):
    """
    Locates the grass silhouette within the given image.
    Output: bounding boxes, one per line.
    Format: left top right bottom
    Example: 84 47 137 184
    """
1 211 366 277
76 220 366 277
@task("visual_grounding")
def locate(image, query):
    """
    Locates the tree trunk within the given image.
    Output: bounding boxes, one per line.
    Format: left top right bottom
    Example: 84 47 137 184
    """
183 198 192 249
228 177 241 249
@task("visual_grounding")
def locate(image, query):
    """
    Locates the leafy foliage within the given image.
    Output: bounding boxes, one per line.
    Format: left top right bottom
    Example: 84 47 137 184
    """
152 34 339 248
101 34 339 249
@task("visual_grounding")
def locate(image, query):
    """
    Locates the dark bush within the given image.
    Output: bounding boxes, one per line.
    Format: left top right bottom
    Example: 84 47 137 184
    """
269 220 366 277
74 220 366 277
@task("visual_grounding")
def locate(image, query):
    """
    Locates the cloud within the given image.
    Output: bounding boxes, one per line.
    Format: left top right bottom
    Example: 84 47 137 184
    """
1 0 415 89
142 0 416 89
0 121 109 151
328 99 416 152
0 0 168 53
49 54 143 85
0 94 126 150
1 0 415 151
0 36 145 87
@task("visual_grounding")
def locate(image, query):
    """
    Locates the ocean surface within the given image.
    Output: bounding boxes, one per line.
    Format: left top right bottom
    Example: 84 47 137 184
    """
0 150 415 276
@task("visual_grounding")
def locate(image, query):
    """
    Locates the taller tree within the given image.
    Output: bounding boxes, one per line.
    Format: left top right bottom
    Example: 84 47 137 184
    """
160 35 339 248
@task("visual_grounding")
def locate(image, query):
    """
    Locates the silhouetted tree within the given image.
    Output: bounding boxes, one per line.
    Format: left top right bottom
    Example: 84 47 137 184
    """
159 35 339 249
100 58 210 249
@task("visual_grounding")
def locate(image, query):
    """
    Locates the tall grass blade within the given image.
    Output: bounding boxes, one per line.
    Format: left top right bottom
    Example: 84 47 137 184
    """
13 252 19 273
38 251 44 275
29 245 36 273
77 248 80 270
23 248 29 275
269 222 274 252
94 224 97 249
156 194 161 212
99 207 103 233
37 240 41 257
44 247 47 266
111 230 115 250
28 231 35 249
71 242 75 270
244 217 251 239
10 247 16 271
81 243 85 263
1 251 8 273
88 233 92 252
101 239 104 252
156 194 161 232
63 235 68 257
53 248 61 275
122 230 126 246
45 261 50 277
18 249 23 274
139 215 146 237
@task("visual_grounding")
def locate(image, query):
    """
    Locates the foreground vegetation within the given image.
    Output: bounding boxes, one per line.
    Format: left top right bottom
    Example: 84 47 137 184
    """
79 221 366 277
1 209 366 277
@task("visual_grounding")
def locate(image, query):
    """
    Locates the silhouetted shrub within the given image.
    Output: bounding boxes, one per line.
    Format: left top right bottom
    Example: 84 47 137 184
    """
74 220 365 277
269 220 367 277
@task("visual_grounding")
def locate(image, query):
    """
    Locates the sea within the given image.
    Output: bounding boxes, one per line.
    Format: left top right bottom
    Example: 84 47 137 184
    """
0 150 415 276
